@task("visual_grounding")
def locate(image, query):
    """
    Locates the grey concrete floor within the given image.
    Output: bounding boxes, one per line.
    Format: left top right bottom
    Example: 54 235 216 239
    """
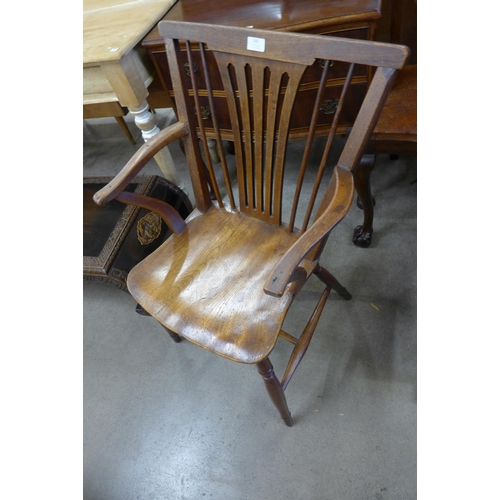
83 109 417 500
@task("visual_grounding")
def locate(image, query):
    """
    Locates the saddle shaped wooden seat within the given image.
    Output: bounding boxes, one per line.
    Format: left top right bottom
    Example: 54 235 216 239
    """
94 21 409 426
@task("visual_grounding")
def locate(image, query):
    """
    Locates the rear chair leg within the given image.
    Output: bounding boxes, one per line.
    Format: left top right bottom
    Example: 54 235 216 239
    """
136 304 182 343
257 358 293 427
314 265 352 300
160 324 182 343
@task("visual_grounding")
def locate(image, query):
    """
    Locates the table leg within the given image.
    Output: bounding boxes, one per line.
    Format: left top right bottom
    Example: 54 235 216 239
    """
100 54 182 186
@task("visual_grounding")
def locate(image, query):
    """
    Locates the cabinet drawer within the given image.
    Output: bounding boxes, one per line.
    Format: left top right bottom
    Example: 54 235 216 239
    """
290 81 366 130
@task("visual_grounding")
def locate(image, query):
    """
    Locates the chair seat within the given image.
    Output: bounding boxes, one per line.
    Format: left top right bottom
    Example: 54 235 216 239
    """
127 206 300 364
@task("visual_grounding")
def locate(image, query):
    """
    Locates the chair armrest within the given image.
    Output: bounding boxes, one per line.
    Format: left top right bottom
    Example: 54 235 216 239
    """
92 121 190 235
264 166 354 297
93 121 189 205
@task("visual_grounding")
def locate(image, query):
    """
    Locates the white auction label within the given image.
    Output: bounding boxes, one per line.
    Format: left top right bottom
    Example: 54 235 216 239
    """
247 36 266 53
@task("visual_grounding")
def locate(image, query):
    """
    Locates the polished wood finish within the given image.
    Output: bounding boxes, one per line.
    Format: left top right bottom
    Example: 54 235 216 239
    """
94 22 409 425
154 0 381 31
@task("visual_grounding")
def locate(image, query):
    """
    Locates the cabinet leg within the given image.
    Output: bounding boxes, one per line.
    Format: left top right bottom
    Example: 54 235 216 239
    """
353 154 376 248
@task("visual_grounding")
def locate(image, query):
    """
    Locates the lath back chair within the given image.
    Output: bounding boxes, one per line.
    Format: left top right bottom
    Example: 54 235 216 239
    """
94 21 409 426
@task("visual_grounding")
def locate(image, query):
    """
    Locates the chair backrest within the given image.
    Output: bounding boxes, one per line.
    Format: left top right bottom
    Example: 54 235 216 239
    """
159 21 408 234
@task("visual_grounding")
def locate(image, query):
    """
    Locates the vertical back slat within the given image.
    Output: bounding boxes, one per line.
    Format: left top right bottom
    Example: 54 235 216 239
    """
301 62 356 232
185 41 224 208
288 61 330 232
164 37 212 211
252 64 265 213
263 69 283 219
216 55 248 208
213 53 306 222
199 43 236 209
270 68 306 225
234 63 255 210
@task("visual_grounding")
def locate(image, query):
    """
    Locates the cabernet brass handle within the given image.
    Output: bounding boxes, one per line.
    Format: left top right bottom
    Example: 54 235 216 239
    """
319 99 339 115
194 106 211 120
184 62 199 76
318 59 334 68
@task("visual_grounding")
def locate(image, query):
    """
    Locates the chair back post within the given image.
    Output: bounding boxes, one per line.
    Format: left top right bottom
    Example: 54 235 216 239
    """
165 37 213 211
339 66 399 175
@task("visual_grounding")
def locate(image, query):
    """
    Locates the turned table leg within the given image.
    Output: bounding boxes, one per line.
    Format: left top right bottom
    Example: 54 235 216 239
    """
128 101 181 186
100 54 182 187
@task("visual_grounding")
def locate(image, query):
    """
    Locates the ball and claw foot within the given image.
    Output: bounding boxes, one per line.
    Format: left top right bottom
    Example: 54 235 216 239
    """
353 225 372 248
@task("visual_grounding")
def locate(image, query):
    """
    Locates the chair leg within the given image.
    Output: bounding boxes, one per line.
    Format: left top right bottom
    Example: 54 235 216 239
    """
135 304 182 342
353 153 376 248
256 358 293 427
314 265 352 300
161 324 182 343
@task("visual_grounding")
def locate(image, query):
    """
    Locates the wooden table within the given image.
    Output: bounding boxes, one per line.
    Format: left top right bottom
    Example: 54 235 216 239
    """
142 0 382 139
83 0 181 183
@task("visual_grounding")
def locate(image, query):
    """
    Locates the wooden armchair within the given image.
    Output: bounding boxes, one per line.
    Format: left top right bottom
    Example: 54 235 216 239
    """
93 21 409 426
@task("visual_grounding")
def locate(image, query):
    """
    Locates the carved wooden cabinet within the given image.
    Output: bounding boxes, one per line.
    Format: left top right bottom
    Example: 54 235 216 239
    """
142 0 382 139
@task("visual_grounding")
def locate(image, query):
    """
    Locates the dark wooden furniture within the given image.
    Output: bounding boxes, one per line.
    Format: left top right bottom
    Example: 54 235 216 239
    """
94 22 409 426
352 65 416 247
142 0 382 140
379 0 417 64
352 0 417 248
84 175 192 290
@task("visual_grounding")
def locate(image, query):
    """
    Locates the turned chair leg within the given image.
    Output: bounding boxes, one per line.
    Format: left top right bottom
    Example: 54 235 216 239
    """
353 153 376 248
256 358 293 427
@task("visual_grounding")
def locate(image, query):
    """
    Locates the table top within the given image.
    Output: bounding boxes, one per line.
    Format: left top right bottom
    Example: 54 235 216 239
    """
83 0 177 64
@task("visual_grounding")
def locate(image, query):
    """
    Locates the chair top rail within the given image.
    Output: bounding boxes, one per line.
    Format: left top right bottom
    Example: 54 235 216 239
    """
159 21 409 70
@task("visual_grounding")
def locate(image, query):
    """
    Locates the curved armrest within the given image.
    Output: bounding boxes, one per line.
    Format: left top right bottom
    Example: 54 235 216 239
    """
93 121 189 205
264 166 354 297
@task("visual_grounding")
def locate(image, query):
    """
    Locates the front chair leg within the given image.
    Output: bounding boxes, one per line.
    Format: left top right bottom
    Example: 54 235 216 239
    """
256 358 293 427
